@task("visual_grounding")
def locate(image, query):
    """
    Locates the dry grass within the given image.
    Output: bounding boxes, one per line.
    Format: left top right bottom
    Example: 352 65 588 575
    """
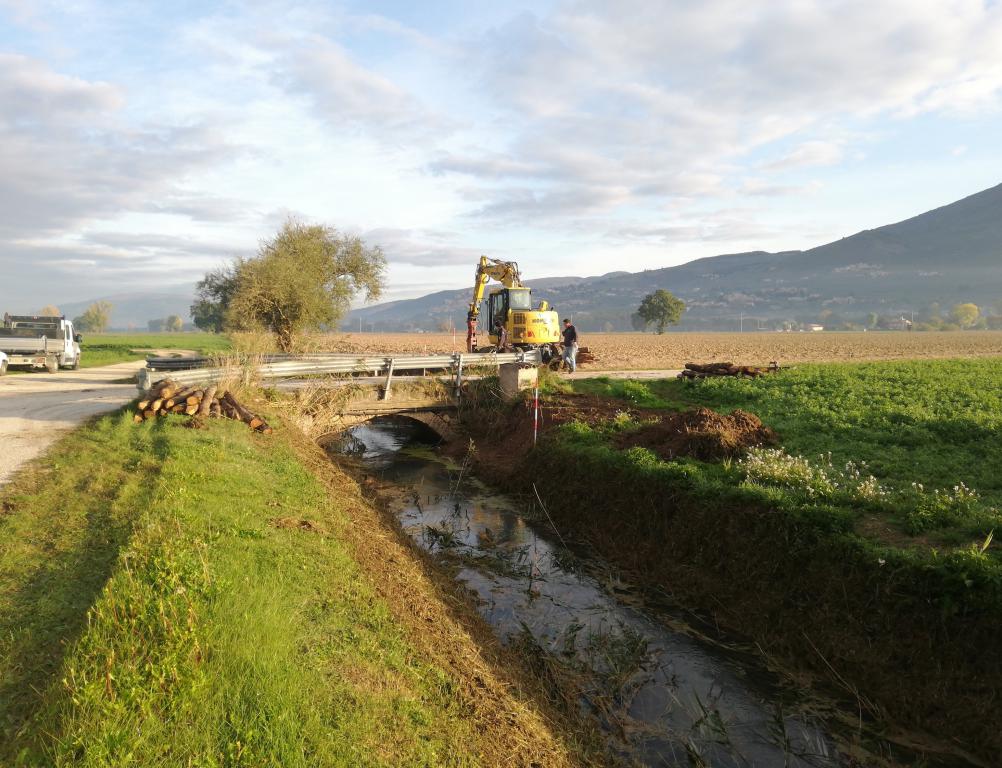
266 330 1002 370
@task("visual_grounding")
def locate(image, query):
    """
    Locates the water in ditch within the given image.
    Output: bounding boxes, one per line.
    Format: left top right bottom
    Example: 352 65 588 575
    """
329 416 978 768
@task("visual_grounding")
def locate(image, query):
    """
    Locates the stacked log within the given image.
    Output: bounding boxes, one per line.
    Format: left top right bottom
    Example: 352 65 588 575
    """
678 361 780 380
134 378 272 433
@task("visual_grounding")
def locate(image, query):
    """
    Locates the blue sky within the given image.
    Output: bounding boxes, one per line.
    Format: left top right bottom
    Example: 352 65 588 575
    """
1 0 1001 311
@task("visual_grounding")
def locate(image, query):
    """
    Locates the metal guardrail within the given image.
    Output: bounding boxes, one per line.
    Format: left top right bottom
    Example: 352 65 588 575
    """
136 349 542 391
145 352 374 370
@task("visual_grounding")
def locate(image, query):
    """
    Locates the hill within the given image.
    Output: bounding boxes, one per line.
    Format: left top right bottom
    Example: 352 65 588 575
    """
56 291 195 330
346 183 1002 332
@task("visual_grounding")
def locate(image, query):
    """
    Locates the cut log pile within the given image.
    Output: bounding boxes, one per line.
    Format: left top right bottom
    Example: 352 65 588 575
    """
133 379 272 433
678 361 780 380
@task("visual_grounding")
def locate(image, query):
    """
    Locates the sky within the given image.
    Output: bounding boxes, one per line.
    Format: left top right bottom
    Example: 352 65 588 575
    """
1 0 1001 313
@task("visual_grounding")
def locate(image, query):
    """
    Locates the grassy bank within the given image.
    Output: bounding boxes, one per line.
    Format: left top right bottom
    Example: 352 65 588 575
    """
462 359 1002 760
80 332 232 367
565 359 1002 547
0 407 593 765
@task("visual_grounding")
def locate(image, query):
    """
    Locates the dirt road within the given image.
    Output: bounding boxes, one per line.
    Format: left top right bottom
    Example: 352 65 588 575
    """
0 363 143 486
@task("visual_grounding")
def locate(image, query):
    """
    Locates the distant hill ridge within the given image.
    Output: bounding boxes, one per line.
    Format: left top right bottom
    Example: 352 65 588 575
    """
346 182 1002 331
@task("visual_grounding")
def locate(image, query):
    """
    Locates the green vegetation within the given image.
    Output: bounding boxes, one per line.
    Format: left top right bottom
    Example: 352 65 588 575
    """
196 219 385 351
0 412 491 765
517 363 1002 757
80 332 232 367
72 300 113 333
635 289 685 334
564 360 1002 547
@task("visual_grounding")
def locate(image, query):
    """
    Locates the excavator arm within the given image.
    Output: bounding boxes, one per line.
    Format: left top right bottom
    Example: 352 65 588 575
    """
467 256 522 320
466 256 523 351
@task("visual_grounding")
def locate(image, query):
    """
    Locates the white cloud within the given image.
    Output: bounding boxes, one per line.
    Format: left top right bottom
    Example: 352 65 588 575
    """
763 141 845 171
435 0 1002 224
2 1 1002 305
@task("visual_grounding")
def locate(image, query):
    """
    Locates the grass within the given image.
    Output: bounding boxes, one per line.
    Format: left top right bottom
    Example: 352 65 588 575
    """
79 332 232 368
563 360 1002 547
0 409 583 766
507 360 1002 759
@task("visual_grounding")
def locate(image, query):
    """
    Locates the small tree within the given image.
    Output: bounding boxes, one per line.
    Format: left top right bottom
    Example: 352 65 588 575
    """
73 301 112 333
224 220 385 352
866 312 879 329
165 314 184 332
636 290 685 334
950 303 980 329
191 265 238 333
39 305 61 317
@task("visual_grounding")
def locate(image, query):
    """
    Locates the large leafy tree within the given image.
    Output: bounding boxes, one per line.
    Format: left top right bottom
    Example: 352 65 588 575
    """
73 301 112 333
950 302 980 329
191 265 238 333
636 290 685 334
224 220 385 351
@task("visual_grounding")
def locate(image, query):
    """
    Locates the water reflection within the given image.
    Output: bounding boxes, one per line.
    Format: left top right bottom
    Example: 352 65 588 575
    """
333 417 972 768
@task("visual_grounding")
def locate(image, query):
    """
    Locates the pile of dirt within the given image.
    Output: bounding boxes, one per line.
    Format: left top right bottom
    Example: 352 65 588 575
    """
617 407 776 461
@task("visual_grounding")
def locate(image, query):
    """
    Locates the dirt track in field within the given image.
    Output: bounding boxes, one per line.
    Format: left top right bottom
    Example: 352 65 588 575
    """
0 363 143 485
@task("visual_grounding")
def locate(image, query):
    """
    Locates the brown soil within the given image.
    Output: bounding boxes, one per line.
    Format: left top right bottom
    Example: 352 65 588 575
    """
269 516 327 534
617 407 776 461
452 391 774 480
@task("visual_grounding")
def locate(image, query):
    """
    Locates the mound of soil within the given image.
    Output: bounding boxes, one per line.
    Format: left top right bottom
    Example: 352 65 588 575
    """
617 407 776 461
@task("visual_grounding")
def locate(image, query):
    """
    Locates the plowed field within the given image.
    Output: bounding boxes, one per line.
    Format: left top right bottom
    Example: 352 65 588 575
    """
294 330 1002 369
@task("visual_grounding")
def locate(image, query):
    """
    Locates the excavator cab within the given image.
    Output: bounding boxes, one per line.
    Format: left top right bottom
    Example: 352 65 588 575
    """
485 287 559 349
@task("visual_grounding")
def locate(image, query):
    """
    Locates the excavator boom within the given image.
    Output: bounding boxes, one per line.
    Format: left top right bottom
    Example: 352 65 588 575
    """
467 256 522 317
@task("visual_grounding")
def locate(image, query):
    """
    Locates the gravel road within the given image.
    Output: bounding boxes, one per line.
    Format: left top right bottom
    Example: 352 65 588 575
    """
0 363 143 486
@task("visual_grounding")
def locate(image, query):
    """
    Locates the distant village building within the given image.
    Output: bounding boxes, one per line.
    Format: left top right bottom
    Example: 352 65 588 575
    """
886 317 914 331
807 324 824 332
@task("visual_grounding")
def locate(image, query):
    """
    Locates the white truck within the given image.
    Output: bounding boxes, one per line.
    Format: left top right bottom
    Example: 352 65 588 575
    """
0 314 82 373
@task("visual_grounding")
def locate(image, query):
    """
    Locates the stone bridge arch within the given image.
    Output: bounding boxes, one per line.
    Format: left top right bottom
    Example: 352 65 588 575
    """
313 409 460 446
296 380 461 445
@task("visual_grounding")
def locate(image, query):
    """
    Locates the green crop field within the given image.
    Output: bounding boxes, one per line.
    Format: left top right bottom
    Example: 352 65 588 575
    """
79 332 232 367
562 358 1002 551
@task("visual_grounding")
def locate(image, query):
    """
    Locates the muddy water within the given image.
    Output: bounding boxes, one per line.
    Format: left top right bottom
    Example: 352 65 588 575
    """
331 417 973 768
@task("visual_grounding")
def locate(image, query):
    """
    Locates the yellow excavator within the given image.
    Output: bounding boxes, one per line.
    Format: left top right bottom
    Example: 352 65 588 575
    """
465 255 560 355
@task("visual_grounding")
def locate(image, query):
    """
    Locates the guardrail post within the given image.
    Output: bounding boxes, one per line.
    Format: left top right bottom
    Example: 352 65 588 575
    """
382 357 395 400
454 354 464 398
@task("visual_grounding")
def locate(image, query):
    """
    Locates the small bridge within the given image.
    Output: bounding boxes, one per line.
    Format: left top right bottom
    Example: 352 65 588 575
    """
300 381 462 443
137 349 543 444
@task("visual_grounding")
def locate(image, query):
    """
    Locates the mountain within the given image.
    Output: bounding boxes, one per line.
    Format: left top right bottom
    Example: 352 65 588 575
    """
58 291 195 330
346 183 1002 332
